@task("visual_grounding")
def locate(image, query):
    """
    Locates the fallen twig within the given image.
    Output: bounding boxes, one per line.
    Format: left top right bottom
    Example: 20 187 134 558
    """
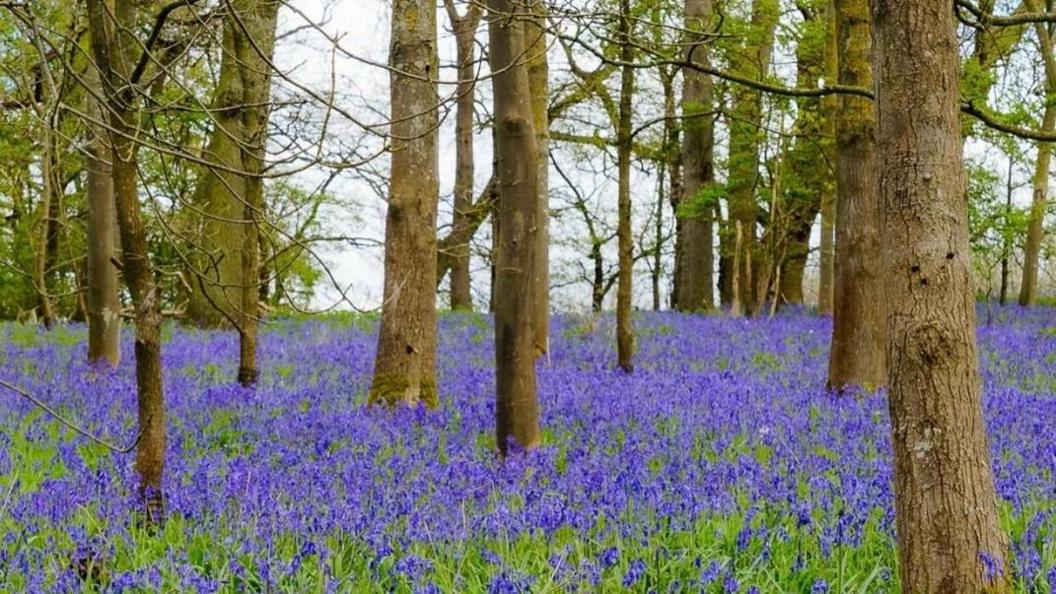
0 379 141 454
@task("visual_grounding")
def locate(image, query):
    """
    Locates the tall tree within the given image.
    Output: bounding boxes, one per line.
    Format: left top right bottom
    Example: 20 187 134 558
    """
370 0 441 407
826 0 884 390
661 63 683 310
677 0 716 312
526 0 550 357
39 135 61 329
488 0 542 454
234 0 279 386
776 1 828 307
616 0 635 372
1019 0 1056 306
85 68 121 366
86 0 167 521
725 0 778 316
873 0 1011 589
184 0 279 385
443 0 483 311
816 1 837 314
1000 156 1015 305
655 62 678 311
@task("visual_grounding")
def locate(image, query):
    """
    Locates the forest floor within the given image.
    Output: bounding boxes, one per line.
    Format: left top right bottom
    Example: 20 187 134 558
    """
1 307 1054 593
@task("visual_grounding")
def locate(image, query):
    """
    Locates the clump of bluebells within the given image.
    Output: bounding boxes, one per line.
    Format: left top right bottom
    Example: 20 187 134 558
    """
2 307 1056 592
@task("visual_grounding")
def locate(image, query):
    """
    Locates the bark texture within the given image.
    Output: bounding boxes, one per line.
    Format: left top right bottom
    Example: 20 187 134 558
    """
86 78 121 367
1019 0 1056 306
35 130 60 329
437 176 497 289
488 0 541 454
186 0 278 336
816 0 838 314
777 3 827 308
526 0 550 357
677 0 716 312
826 0 885 390
873 0 1011 590
653 68 676 311
725 0 777 316
616 0 635 372
370 0 441 408
86 0 166 522
445 0 483 310
1019 105 1054 306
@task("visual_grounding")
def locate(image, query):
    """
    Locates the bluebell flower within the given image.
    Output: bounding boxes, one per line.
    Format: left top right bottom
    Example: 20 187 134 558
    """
600 546 620 568
623 558 646 587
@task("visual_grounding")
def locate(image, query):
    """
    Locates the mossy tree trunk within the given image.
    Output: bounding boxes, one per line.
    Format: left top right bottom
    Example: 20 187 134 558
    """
235 0 278 386
776 2 827 308
185 0 278 386
186 0 278 352
677 0 716 312
725 0 777 316
369 0 441 408
826 0 885 391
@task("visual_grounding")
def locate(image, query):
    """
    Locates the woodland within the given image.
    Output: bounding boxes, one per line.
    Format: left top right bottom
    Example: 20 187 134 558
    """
3 0 1056 592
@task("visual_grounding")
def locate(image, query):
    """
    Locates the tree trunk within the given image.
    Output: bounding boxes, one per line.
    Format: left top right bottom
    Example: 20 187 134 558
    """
873 0 1012 589
668 97 684 310
726 0 777 317
1019 3 1056 306
186 0 278 333
653 158 665 311
72 265 89 323
235 0 278 387
488 0 542 454
616 0 635 372
817 197 835 311
437 176 497 288
661 66 681 311
86 79 121 367
1000 158 1013 305
525 0 550 357
445 1 482 311
826 0 885 391
1019 105 1055 306
86 0 166 523
34 136 57 329
591 240 605 312
776 3 826 309
817 0 838 315
677 0 716 312
718 210 732 306
370 0 441 408
731 221 743 317
185 23 249 328
818 195 835 311
778 219 810 304
239 196 260 387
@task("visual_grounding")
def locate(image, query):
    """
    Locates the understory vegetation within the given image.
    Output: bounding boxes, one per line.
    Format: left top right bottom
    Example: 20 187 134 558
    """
2 309 1055 593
